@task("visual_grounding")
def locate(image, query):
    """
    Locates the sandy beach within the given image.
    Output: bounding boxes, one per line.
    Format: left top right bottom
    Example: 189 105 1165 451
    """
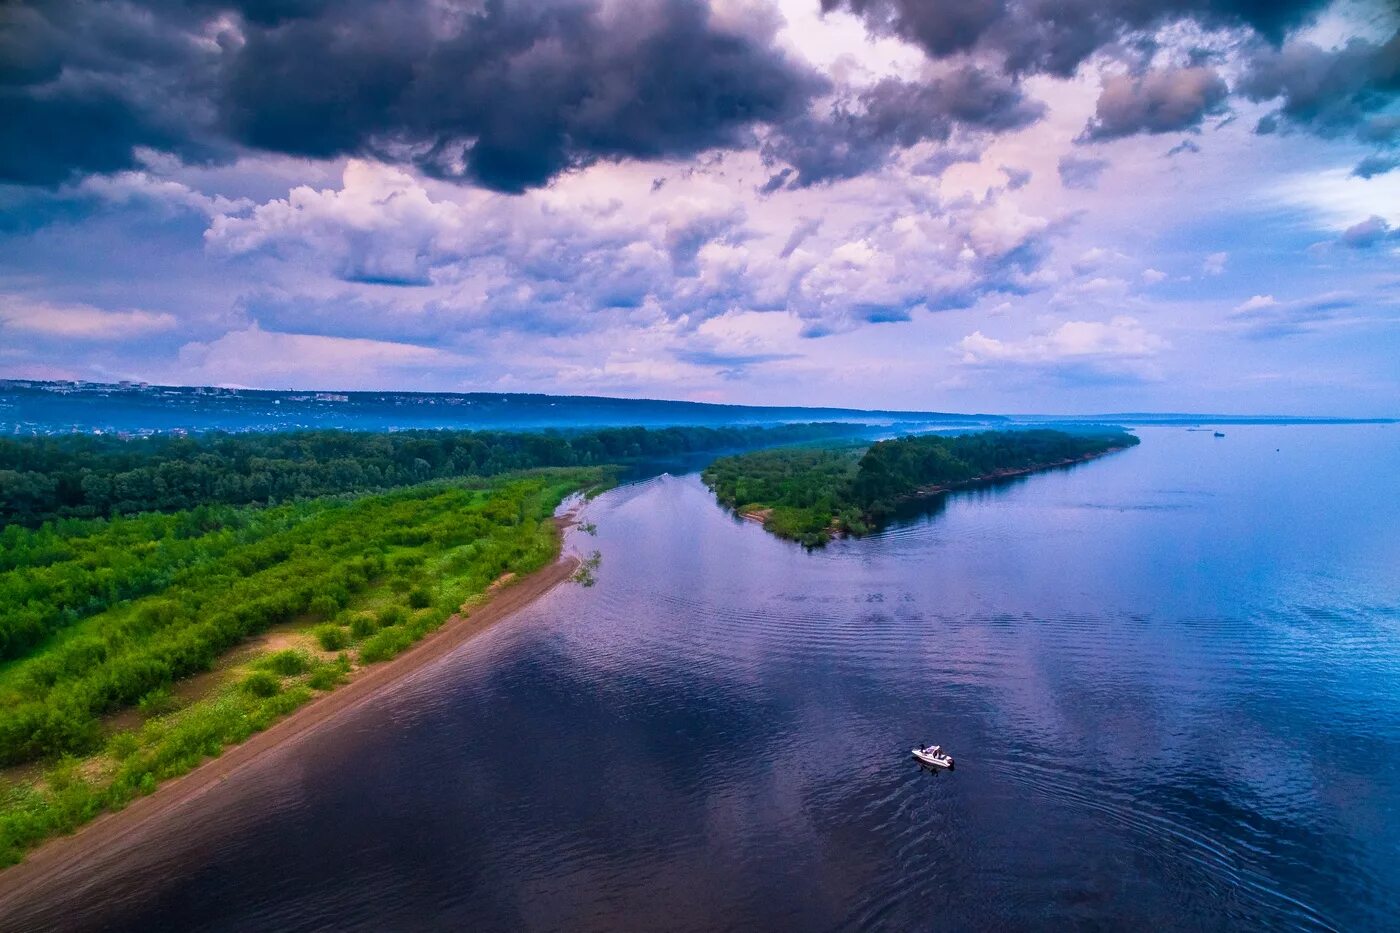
0 535 581 911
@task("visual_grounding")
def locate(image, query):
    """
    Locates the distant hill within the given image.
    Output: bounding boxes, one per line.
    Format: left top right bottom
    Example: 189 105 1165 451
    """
0 380 1005 436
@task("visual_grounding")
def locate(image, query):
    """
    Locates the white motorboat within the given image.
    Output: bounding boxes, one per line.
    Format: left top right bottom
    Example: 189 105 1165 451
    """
911 744 954 769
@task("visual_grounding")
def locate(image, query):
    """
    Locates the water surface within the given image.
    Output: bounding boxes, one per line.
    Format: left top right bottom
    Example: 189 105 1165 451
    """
11 425 1400 931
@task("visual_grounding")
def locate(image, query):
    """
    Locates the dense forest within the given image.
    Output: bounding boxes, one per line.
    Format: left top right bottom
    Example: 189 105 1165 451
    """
0 423 861 526
704 429 1140 545
0 468 603 864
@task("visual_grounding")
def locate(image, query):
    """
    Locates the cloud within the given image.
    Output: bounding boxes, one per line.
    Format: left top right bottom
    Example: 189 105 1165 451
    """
206 161 478 285
1227 290 1366 338
909 145 984 177
1233 294 1277 312
1001 165 1033 189
955 315 1167 383
0 296 178 340
1081 67 1229 140
1058 154 1109 189
1141 268 1168 283
195 155 1074 343
1203 250 1229 274
820 0 1331 78
1338 214 1396 247
1242 35 1400 146
779 217 823 258
1 0 823 192
1352 153 1400 178
175 322 471 388
761 67 1044 188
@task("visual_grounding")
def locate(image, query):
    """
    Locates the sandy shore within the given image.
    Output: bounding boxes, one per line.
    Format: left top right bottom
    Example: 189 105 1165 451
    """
0 529 581 909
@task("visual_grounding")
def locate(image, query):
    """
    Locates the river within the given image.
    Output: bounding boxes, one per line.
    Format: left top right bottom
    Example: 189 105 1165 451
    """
9 425 1400 931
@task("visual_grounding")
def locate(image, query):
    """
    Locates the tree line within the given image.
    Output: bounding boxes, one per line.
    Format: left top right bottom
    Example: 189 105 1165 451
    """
0 423 860 526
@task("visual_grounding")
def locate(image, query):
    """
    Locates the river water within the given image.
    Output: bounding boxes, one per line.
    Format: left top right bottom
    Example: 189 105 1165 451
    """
10 425 1400 931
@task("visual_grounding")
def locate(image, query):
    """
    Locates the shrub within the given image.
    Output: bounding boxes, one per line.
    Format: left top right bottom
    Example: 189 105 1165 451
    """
257 650 310 676
408 587 432 609
240 670 280 698
306 665 344 691
312 624 348 652
106 731 140 761
358 627 414 664
349 613 379 639
137 686 180 716
376 606 407 627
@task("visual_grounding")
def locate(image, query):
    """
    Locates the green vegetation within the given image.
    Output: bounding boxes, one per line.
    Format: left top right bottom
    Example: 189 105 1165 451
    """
704 429 1140 546
0 423 863 526
0 466 605 865
571 550 603 587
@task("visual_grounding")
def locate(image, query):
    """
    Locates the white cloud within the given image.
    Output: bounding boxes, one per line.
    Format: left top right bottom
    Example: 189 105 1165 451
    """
1234 294 1277 312
1202 251 1229 275
0 296 178 340
955 316 1168 383
174 323 471 388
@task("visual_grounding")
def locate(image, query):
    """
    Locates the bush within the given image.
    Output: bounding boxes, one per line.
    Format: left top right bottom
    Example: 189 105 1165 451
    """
137 686 180 716
408 586 432 609
349 614 379 639
106 731 140 761
257 650 310 676
306 665 345 691
240 670 280 698
376 606 407 627
358 627 414 664
312 624 348 651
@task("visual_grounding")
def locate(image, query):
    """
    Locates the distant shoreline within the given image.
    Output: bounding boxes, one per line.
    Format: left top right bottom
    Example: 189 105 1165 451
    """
0 523 582 912
901 445 1136 502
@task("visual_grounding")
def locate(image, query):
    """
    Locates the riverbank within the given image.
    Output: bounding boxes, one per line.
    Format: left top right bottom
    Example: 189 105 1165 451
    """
0 524 581 911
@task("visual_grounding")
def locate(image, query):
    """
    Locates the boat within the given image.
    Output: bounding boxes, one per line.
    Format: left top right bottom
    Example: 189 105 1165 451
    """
1213 431 1225 437
911 744 954 770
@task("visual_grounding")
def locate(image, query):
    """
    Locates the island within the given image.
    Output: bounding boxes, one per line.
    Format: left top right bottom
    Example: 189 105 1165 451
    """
703 429 1141 546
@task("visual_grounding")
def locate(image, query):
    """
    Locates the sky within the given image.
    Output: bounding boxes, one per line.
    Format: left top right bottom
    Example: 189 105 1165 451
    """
1 0 1397 415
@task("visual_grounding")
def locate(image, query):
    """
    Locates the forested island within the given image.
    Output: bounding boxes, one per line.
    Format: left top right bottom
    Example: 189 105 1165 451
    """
0 422 864 866
703 429 1140 546
0 422 862 526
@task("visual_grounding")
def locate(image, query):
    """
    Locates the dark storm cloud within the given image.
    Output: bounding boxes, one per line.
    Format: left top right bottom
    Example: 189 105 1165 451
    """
761 67 1044 187
0 0 227 184
1080 66 1229 140
1 0 823 191
820 0 1332 78
1242 34 1400 146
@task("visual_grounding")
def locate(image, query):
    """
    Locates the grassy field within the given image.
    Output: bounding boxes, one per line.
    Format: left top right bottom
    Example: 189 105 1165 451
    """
0 467 608 866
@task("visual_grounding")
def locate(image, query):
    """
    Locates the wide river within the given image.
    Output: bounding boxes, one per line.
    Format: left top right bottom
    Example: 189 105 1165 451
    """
10 425 1400 931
